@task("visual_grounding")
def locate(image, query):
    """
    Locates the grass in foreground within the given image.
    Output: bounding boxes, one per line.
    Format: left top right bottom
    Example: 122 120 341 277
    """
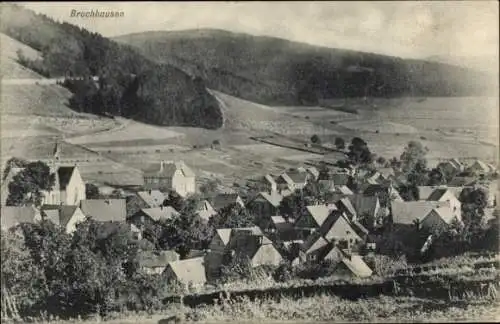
18 295 499 324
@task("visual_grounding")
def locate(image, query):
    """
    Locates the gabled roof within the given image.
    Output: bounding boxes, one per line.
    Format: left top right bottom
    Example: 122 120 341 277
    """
307 167 320 179
40 204 80 227
391 201 449 225
431 204 456 224
144 160 195 178
1 206 41 230
263 174 277 186
338 198 357 218
339 254 373 277
319 211 361 243
255 191 283 207
270 216 293 231
137 190 166 208
280 171 308 185
137 250 179 268
350 195 380 218
140 206 179 222
305 204 338 227
301 232 329 254
80 199 127 222
228 226 273 258
165 257 207 285
216 228 233 245
212 193 243 210
335 185 354 195
197 200 217 222
57 166 77 190
427 188 450 201
417 186 438 200
471 160 490 172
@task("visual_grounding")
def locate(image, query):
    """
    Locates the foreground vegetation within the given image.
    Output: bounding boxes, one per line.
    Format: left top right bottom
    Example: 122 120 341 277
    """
7 296 499 323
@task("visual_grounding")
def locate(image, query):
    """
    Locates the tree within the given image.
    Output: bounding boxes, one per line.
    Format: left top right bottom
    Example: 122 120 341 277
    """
2 157 28 181
459 187 488 228
347 137 373 165
85 183 100 199
400 141 428 173
334 137 345 150
6 161 55 207
399 184 420 201
376 156 387 166
209 204 255 229
163 191 185 211
279 189 309 222
407 160 429 186
428 168 446 186
310 134 321 145
159 197 213 258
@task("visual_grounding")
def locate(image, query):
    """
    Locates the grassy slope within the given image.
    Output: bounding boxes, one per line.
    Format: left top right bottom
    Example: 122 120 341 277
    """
1 5 222 129
114 29 493 106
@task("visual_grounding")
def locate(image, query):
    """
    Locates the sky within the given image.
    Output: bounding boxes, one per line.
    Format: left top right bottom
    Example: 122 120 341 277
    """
20 1 499 60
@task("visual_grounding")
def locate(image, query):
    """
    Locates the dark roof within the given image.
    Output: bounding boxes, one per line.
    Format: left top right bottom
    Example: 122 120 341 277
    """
40 204 79 227
58 166 76 190
80 199 127 222
1 206 40 230
427 188 449 201
212 193 242 210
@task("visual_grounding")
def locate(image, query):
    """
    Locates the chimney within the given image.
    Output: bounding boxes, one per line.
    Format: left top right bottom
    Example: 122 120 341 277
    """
160 161 165 172
160 205 163 210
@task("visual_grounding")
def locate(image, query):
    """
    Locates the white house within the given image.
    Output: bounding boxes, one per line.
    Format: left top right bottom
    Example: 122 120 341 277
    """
143 161 196 197
42 166 86 206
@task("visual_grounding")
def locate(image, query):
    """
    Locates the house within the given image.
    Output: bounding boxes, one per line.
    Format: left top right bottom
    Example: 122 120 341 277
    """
211 193 245 211
294 204 338 231
247 191 283 224
260 215 295 240
40 204 87 234
205 227 282 278
437 158 464 176
143 160 196 197
467 160 492 175
258 174 278 193
276 171 309 192
318 211 363 250
336 198 358 220
80 199 127 223
196 200 217 223
306 167 320 181
298 232 332 263
42 166 86 206
349 195 381 228
363 184 403 206
425 188 462 221
1 167 23 205
448 176 477 187
205 228 232 278
227 227 283 267
128 206 179 228
163 257 207 287
136 190 166 208
136 250 179 275
391 201 459 232
0 206 41 231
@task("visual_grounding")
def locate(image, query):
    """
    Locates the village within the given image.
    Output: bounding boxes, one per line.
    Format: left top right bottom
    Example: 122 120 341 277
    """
1 137 499 293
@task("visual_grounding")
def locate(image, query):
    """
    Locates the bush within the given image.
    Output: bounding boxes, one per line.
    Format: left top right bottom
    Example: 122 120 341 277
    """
272 262 294 282
310 134 321 144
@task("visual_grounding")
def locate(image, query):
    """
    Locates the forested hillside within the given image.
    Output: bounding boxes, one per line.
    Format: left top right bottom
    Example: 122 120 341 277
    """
0 5 222 129
115 29 493 106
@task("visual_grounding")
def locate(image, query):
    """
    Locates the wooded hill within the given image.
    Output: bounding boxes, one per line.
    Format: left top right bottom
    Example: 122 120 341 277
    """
115 29 493 106
0 5 223 129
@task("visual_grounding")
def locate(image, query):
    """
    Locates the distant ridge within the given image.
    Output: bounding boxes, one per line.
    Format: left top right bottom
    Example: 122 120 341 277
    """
115 28 494 107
